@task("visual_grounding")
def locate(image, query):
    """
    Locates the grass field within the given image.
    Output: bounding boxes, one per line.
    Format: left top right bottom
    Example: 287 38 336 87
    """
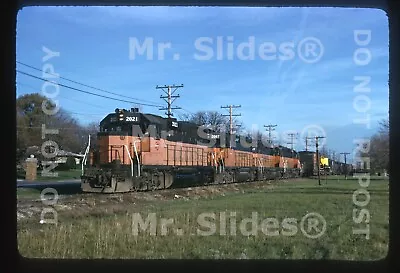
17 188 44 199
17 169 82 181
17 177 389 260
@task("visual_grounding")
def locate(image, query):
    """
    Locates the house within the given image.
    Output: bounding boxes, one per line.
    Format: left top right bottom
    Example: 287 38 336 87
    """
54 150 85 165
23 146 85 166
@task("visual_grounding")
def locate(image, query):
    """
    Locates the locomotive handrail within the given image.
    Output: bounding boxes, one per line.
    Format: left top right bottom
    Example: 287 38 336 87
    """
133 140 141 177
258 158 263 173
211 152 217 172
124 145 134 177
84 135 91 165
81 134 91 175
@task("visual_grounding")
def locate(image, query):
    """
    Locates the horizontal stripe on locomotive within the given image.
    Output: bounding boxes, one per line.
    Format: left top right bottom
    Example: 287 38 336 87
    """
96 134 299 158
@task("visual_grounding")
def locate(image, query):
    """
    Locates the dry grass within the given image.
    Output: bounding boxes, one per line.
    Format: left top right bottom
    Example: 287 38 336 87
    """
17 178 389 260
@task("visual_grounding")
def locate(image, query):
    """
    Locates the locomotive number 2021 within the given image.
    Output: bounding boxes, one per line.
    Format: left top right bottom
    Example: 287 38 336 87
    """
125 116 138 122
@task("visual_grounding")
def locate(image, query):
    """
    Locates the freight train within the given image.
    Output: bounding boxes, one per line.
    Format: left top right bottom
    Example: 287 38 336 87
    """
80 108 303 193
80 108 353 193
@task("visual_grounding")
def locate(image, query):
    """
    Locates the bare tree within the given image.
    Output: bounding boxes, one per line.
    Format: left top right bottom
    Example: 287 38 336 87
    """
369 119 389 173
77 122 100 153
319 146 329 158
356 118 389 173
180 111 239 133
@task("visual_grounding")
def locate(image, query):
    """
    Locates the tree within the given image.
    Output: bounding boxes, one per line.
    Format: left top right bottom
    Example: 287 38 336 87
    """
16 93 99 162
180 111 241 133
17 93 55 160
319 146 329 158
356 118 389 173
369 119 389 173
78 122 100 153
17 93 49 150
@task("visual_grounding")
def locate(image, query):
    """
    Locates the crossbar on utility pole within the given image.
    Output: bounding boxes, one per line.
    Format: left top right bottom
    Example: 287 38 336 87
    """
305 137 314 151
221 105 241 147
287 133 298 157
264 124 277 147
156 84 184 118
221 105 241 135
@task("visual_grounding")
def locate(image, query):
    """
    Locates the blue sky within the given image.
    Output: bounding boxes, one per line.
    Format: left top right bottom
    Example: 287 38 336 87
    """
16 6 389 161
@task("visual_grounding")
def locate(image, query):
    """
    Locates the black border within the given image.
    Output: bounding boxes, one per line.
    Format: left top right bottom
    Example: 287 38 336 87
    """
6 0 398 273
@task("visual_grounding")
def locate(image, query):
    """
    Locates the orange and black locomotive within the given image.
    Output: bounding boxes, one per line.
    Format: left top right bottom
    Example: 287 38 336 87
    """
81 108 302 193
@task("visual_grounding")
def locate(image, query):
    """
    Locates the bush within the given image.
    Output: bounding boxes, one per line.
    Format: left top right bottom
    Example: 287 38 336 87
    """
55 157 77 171
16 164 26 179
66 157 77 169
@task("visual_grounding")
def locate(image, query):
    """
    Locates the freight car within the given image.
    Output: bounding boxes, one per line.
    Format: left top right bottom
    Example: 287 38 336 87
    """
298 151 352 177
80 108 302 193
298 151 318 177
331 160 353 176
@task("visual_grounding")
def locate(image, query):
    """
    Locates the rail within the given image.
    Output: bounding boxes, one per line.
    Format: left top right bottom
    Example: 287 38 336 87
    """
133 140 141 177
81 134 91 175
124 145 134 177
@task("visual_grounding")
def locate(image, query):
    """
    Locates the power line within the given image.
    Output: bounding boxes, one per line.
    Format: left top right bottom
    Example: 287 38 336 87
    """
58 96 108 111
16 61 162 106
176 107 195 115
17 81 107 110
18 78 194 121
17 126 84 130
17 65 195 116
65 111 104 117
17 70 162 107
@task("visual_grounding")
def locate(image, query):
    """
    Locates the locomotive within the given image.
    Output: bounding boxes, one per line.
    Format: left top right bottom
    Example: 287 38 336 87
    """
80 108 302 193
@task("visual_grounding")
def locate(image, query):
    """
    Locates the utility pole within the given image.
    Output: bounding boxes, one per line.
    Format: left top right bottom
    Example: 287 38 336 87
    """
305 136 314 151
332 150 336 174
287 133 298 157
340 152 350 180
264 124 277 147
315 136 326 186
156 84 184 118
221 105 241 135
221 105 241 148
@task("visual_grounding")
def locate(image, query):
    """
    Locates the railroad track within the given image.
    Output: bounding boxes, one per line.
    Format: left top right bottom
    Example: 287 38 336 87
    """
18 175 299 205
16 176 307 226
